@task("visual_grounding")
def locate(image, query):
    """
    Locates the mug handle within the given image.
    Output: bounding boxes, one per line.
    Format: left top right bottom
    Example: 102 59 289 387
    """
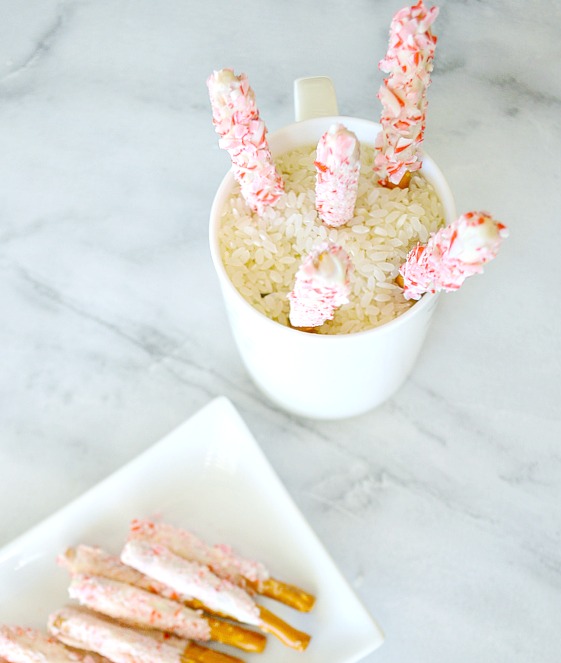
293 76 339 122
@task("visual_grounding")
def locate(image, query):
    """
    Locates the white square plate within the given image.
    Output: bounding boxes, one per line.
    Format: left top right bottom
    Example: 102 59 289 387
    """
0 397 384 662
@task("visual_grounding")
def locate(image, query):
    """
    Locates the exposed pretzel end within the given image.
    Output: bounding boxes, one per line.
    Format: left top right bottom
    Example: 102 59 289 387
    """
208 617 266 653
259 577 316 612
258 605 311 651
182 641 245 663
379 171 412 190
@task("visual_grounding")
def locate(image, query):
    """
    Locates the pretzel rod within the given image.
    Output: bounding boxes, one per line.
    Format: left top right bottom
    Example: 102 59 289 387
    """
181 643 243 663
68 574 211 641
207 68 284 215
399 211 508 299
121 540 261 626
255 577 315 613
374 1 439 187
60 546 266 653
129 519 316 611
315 123 361 227
48 607 243 663
0 624 109 663
128 520 268 588
257 606 311 652
288 243 353 329
122 540 311 650
206 618 264 654
185 599 310 652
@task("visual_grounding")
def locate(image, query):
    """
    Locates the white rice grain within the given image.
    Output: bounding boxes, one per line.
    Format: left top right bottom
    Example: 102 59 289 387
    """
218 143 445 334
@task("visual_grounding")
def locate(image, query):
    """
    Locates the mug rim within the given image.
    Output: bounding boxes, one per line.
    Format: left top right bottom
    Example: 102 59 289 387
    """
209 115 455 342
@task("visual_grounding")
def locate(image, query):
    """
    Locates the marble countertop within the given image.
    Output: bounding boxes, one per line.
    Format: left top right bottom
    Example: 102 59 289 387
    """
1 1 560 661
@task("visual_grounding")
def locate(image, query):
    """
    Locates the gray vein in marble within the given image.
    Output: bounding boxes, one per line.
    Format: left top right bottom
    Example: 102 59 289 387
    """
484 72 561 107
498 462 553 488
164 350 263 405
1 2 70 84
9 260 264 409
307 459 502 531
0 218 53 244
387 398 449 448
304 491 365 522
434 55 465 76
399 378 493 445
13 263 180 360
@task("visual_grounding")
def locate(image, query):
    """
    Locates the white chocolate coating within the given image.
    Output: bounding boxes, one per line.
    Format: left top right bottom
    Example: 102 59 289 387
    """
59 546 189 604
48 608 182 663
207 68 284 215
315 123 361 227
400 211 508 299
68 574 210 641
0 625 106 663
128 519 269 587
288 243 352 328
374 0 439 184
121 540 260 626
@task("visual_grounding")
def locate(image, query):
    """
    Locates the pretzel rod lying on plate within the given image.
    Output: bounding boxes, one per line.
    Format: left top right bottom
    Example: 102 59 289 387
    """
129 519 316 613
59 546 266 653
0 624 109 663
68 574 212 640
121 540 311 651
48 607 243 663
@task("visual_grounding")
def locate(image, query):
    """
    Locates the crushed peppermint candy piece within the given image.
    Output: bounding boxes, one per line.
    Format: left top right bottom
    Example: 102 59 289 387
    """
374 1 439 186
207 68 284 214
288 243 353 328
315 123 361 227
399 211 508 300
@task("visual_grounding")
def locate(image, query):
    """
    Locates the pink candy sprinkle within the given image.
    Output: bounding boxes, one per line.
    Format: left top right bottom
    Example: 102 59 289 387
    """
288 243 353 328
207 68 284 215
315 123 361 227
399 211 508 300
374 0 439 185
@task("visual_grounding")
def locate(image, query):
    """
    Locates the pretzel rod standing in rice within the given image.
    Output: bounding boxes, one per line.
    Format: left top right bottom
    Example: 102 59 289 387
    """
207 68 284 215
59 546 266 654
288 243 353 329
121 540 311 652
0 624 109 663
315 123 361 227
398 211 508 299
374 0 439 188
129 519 316 612
48 607 242 663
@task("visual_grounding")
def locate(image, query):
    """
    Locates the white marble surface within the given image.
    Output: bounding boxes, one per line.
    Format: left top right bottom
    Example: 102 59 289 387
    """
1 1 560 661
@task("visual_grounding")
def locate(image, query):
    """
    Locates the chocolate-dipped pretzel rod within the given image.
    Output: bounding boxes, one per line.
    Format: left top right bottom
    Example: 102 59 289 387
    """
207 68 284 215
68 574 212 641
0 624 109 663
374 1 439 188
398 211 508 299
288 243 353 330
122 539 311 651
48 607 243 663
129 519 316 613
315 124 361 227
59 546 266 654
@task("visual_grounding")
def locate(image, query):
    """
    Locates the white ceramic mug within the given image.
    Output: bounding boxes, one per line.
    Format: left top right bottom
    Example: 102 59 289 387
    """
209 77 456 419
